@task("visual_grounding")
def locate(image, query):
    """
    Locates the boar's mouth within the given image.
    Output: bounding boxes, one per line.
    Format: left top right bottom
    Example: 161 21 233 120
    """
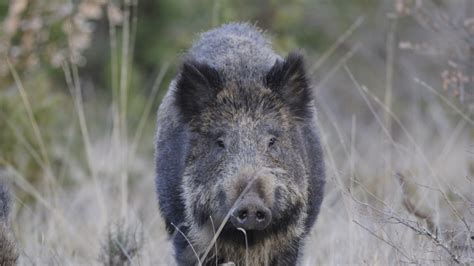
218 225 271 247
216 202 304 248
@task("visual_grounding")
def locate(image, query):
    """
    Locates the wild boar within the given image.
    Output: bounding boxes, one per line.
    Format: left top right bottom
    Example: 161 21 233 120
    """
155 23 325 265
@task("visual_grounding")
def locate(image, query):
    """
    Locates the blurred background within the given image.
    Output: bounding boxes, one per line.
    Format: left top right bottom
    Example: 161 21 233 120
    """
0 0 472 264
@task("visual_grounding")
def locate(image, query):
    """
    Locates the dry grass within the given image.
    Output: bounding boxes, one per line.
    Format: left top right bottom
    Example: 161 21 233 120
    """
305 73 473 264
3 63 472 264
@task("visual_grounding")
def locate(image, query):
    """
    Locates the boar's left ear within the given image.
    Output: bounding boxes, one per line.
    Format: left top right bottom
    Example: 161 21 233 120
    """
265 51 312 119
175 60 222 122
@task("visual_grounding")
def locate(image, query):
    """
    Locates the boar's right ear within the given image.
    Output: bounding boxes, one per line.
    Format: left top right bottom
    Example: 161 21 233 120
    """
175 60 222 122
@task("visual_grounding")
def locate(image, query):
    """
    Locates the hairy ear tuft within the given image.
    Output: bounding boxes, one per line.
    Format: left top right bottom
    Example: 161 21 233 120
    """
265 51 312 119
175 60 222 122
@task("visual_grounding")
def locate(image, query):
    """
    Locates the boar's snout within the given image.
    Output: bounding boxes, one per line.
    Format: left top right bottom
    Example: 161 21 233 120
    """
230 193 272 231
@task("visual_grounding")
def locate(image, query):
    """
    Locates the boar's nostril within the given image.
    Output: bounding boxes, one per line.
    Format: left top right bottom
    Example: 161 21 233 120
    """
256 211 265 222
237 210 248 222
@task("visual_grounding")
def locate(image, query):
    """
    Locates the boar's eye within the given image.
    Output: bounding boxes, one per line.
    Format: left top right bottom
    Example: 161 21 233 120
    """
268 137 277 148
216 139 226 149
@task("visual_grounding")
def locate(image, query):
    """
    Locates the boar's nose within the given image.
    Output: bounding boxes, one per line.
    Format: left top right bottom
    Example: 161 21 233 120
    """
230 195 272 231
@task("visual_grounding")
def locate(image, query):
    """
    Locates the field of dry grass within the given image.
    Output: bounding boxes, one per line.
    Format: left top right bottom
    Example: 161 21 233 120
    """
1 0 473 265
5 66 473 265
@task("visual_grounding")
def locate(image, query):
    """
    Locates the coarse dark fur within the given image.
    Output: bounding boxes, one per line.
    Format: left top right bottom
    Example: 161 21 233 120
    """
155 23 325 265
0 181 19 266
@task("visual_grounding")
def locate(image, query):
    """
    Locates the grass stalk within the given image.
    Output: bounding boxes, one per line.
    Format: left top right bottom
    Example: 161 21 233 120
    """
62 61 108 225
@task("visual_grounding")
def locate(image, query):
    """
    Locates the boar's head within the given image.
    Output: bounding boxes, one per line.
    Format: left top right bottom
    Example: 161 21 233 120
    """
175 52 313 247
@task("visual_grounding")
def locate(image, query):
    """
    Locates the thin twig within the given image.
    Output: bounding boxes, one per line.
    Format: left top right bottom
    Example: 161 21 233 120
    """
171 223 202 266
384 13 398 181
62 61 108 223
119 0 132 218
352 219 414 263
395 173 436 234
6 58 56 193
346 67 467 226
316 44 360 89
310 16 365 73
130 63 169 156
237 228 248 266
414 78 474 126
209 216 218 266
387 213 460 264
200 172 269 262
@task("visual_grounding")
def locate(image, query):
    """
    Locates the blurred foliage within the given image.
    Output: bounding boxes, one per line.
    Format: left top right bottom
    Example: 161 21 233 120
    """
0 0 118 184
0 0 473 186
0 0 374 183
